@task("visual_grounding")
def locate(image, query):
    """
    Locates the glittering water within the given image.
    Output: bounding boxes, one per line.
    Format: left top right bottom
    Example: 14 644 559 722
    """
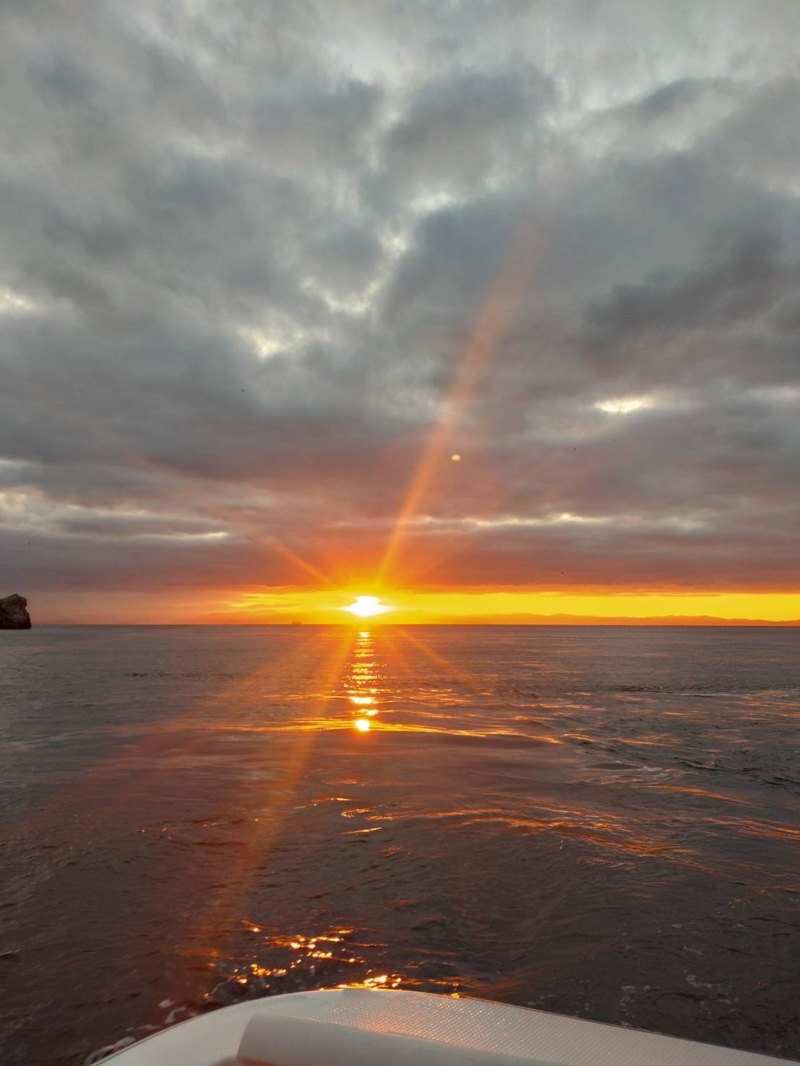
1 625 799 1064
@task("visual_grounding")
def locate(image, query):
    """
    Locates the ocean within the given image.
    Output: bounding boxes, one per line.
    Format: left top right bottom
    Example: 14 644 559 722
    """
1 625 799 1064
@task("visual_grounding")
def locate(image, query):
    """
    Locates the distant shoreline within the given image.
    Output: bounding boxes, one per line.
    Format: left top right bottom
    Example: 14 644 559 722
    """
24 619 800 628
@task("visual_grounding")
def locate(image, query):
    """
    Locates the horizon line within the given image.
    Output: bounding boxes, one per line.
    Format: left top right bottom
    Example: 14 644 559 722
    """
23 617 800 628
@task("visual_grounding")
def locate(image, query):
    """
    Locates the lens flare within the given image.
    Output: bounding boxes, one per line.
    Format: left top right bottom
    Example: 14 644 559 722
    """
341 596 393 618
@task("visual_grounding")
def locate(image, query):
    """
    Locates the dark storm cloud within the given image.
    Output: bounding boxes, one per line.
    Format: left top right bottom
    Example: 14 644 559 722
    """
1 0 799 608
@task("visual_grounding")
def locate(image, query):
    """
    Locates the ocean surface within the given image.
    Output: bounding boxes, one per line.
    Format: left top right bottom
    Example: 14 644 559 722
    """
1 625 799 1064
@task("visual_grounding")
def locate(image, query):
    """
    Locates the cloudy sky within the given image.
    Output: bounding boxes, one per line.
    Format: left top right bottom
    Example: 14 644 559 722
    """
2 0 799 622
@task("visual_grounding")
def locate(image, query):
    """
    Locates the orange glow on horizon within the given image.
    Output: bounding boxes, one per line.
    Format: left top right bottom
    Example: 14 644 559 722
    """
37 586 800 625
219 587 800 625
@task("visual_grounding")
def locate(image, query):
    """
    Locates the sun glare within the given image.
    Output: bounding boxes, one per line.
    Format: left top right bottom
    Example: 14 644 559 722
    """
341 595 393 619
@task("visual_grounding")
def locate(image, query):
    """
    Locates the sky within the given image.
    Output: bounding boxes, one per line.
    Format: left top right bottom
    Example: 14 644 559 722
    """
1 0 799 624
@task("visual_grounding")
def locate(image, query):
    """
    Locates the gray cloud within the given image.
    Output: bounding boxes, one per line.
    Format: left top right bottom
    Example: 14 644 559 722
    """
1 0 799 615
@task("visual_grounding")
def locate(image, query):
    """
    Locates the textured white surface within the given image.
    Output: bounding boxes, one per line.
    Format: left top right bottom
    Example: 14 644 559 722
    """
105 988 797 1066
238 1012 560 1066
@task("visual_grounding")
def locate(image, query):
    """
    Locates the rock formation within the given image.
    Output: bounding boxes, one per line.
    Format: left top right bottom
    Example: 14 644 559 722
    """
0 593 32 629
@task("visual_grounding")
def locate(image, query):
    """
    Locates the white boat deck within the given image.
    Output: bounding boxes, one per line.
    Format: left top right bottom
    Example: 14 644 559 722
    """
104 987 797 1066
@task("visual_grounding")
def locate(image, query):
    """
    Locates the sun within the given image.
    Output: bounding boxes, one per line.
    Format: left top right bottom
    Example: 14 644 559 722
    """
341 595 393 619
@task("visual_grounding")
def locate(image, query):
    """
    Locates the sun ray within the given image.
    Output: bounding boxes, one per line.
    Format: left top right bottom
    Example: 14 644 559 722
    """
376 220 540 585
394 625 489 696
10 626 337 839
153 626 360 1010
92 449 340 590
254 533 337 587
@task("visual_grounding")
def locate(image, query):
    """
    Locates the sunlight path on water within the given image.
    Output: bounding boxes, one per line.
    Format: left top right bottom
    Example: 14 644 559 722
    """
2 627 799 1064
167 627 359 996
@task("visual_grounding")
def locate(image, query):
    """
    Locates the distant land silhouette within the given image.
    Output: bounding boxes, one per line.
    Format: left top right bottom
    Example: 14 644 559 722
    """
439 614 800 626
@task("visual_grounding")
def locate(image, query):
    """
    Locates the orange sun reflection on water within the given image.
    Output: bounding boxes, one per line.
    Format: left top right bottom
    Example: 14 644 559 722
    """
345 630 382 734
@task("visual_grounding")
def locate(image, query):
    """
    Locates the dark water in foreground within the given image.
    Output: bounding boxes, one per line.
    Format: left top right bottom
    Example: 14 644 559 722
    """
1 625 799 1064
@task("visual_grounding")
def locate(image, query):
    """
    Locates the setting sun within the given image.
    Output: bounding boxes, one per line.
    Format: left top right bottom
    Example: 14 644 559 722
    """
341 595 393 619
